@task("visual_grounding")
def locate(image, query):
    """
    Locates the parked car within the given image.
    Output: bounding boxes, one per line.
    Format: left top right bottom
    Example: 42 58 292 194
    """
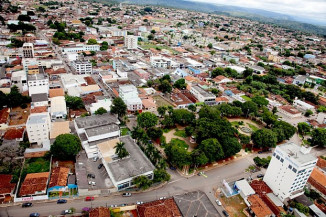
93 156 98 162
137 201 144 205
57 199 67 204
257 174 264 178
122 193 131 197
120 203 127 207
169 166 176 170
87 174 95 179
88 181 96 186
216 199 222 206
62 209 73 215
85 196 94 201
98 163 103 169
22 202 33 207
29 213 40 217
110 204 117 208
222 210 229 217
258 151 263 154
159 197 166 200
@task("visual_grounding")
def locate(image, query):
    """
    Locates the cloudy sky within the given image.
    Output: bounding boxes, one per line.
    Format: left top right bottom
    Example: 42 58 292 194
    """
190 0 326 24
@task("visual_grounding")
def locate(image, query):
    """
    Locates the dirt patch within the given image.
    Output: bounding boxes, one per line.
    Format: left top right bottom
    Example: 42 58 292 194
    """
220 194 247 217
153 95 174 107
9 104 30 126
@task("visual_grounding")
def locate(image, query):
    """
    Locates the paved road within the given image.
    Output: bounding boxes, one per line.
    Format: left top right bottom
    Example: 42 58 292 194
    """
1 156 256 217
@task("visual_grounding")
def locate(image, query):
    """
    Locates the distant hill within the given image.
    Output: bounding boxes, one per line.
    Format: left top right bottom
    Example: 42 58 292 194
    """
86 0 326 36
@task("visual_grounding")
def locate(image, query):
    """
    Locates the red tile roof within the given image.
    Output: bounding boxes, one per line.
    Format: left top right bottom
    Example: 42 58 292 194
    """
30 106 48 114
248 194 273 217
3 127 24 140
49 88 65 98
19 172 49 196
48 167 69 188
137 198 182 217
308 167 326 196
0 175 16 195
0 108 9 124
89 207 111 217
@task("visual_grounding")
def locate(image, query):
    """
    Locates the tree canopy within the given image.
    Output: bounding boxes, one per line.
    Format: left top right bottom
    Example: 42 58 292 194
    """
111 97 127 118
137 112 158 129
252 129 277 149
50 134 81 160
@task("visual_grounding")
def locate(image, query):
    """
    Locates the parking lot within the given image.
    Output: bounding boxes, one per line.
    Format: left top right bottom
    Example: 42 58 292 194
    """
77 152 113 190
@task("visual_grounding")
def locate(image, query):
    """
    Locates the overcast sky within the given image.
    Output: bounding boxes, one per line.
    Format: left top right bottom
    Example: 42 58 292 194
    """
190 0 326 24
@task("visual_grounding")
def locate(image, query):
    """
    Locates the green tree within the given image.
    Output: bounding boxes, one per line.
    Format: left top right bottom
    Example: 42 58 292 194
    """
297 122 311 136
220 137 242 157
207 43 213 49
147 127 163 140
304 109 313 117
272 106 278 114
157 106 167 117
133 175 152 190
115 142 129 159
161 115 175 128
262 109 277 127
199 138 224 162
188 104 196 112
7 86 30 108
252 129 277 149
174 78 187 89
158 80 172 93
311 128 326 147
111 97 127 118
273 121 296 140
252 96 268 107
137 112 158 129
100 41 109 51
147 34 154 40
153 169 170 182
171 109 195 125
151 29 156 34
65 95 84 109
241 101 258 117
165 142 191 168
87 39 97 45
18 15 31 22
239 134 250 145
191 149 209 167
94 107 107 115
50 134 81 160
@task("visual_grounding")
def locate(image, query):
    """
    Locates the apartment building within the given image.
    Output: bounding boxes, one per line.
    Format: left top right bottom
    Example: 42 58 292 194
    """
263 142 317 201
26 113 51 145
22 43 34 58
124 35 138 49
119 84 142 112
72 60 92 74
27 74 49 96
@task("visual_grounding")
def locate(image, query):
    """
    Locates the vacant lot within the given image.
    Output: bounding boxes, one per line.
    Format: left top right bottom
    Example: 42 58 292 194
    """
9 105 30 126
220 194 247 217
153 95 174 107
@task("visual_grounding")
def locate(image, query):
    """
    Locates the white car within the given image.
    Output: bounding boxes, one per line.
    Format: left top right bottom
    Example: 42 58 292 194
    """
88 181 96 186
216 199 222 206
159 197 166 200
136 201 144 205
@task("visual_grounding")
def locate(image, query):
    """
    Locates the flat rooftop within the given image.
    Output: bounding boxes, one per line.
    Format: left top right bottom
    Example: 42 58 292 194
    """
85 124 119 137
173 191 220 217
192 86 215 98
75 113 118 129
27 114 48 125
277 142 317 165
106 136 155 183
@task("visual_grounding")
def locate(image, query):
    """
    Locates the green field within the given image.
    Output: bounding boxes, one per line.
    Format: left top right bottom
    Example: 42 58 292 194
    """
170 138 189 150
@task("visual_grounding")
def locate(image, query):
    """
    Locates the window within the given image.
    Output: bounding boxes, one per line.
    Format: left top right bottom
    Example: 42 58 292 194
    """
280 158 284 163
288 165 292 169
292 168 297 173
276 155 280 160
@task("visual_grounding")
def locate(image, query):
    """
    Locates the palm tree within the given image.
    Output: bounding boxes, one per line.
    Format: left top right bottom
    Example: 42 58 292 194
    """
115 142 129 159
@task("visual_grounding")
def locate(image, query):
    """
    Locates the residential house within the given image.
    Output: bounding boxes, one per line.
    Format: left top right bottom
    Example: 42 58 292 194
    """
47 167 76 198
0 108 10 129
247 194 273 217
31 93 48 108
137 198 182 217
308 167 326 196
19 172 50 197
0 175 16 203
89 207 111 217
27 74 49 97
293 99 315 112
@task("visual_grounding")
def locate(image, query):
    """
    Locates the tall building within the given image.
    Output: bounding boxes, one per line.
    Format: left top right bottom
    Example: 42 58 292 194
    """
71 60 92 74
124 35 138 49
22 43 34 58
263 142 317 201
119 84 142 112
26 113 51 145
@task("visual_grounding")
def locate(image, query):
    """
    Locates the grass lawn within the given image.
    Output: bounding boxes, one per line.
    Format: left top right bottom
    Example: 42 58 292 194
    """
121 127 130 136
241 95 251 101
247 123 259 132
140 43 179 54
170 138 189 150
220 194 247 217
174 129 187 138
231 121 239 127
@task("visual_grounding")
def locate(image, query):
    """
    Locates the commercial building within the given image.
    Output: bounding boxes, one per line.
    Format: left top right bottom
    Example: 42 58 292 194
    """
263 142 317 201
26 113 51 145
293 99 315 112
97 136 155 191
278 105 302 119
72 60 93 74
27 74 49 96
190 85 216 105
119 84 142 112
22 43 34 58
61 44 100 54
74 113 120 158
50 96 67 120
124 35 138 49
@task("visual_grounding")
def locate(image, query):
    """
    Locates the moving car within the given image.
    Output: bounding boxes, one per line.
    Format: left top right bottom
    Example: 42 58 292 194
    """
57 199 67 204
98 163 103 169
29 213 40 217
169 166 176 170
85 196 94 201
22 202 33 207
216 199 222 206
122 193 131 197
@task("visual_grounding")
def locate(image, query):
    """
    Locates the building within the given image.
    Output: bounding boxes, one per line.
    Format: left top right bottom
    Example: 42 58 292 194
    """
150 56 179 69
31 93 48 108
90 99 112 114
190 85 216 105
124 35 138 49
26 113 51 145
97 136 155 191
119 84 142 112
137 198 182 217
247 194 273 217
47 167 76 198
74 113 120 158
263 142 317 201
27 74 49 96
278 105 302 119
308 167 326 196
234 179 255 201
72 60 93 74
61 44 100 54
19 172 50 197
293 99 315 112
50 96 67 120
0 175 16 203
22 43 34 58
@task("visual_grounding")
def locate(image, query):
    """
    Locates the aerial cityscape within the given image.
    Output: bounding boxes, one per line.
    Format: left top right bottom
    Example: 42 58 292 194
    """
0 0 326 217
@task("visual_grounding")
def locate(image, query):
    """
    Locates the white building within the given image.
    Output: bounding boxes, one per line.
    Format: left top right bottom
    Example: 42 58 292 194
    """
26 113 51 145
72 60 93 74
74 113 120 158
61 44 100 54
11 70 28 92
190 85 216 105
263 142 317 202
22 43 34 58
293 99 315 112
119 84 142 112
90 99 112 114
97 136 155 191
124 35 138 49
150 56 179 69
31 93 48 108
27 74 49 96
50 96 67 120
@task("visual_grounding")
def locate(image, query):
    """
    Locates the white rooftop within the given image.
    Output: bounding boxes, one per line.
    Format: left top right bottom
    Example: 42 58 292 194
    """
234 179 255 197
277 142 317 165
